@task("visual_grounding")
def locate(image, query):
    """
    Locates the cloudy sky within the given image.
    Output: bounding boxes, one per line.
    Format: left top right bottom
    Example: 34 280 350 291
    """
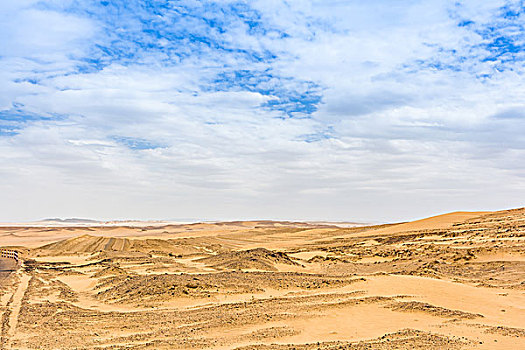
0 0 523 223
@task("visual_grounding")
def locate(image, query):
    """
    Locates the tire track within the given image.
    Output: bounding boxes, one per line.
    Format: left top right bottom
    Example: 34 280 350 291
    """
3 273 30 349
0 258 17 350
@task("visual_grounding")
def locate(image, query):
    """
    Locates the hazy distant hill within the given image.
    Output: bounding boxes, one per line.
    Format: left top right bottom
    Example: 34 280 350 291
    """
41 218 101 224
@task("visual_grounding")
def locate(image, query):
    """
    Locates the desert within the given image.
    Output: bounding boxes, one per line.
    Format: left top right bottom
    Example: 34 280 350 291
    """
1 208 524 349
2 1 524 349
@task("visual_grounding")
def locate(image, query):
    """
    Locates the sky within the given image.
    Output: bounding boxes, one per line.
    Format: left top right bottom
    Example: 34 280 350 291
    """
0 0 524 223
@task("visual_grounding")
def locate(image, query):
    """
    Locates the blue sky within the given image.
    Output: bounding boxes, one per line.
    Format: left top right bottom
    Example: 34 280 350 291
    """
0 0 523 222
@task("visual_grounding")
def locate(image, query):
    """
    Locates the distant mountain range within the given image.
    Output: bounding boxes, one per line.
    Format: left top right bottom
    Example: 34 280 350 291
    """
41 218 101 224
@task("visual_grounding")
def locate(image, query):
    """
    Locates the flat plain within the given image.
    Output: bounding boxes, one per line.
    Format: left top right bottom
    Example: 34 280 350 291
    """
0 208 524 349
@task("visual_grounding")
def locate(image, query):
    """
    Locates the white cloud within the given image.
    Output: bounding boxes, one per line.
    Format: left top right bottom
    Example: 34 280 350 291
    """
0 0 523 222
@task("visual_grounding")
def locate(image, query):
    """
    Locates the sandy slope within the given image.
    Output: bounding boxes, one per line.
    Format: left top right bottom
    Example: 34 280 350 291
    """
0 208 524 349
350 211 491 237
0 221 330 248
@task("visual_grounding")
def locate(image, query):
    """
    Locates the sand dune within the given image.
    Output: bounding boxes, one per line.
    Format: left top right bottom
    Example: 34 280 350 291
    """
354 211 491 237
197 248 300 271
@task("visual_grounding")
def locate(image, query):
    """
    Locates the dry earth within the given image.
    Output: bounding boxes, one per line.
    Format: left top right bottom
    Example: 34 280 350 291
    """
0 208 524 349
